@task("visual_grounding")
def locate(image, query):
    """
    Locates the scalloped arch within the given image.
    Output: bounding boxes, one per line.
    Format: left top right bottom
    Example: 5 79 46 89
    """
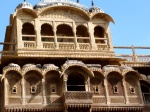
15 8 38 18
2 70 22 81
62 65 94 77
44 69 60 76
105 71 123 78
23 69 43 78
124 71 143 80
91 13 115 24
38 6 90 20
93 71 104 78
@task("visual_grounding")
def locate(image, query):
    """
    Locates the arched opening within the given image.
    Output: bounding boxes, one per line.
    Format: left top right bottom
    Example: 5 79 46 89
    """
94 26 105 44
67 72 85 91
22 23 35 41
24 70 42 104
107 72 123 96
45 71 62 96
140 80 150 104
5 71 22 96
76 25 89 43
90 72 104 95
41 24 54 42
57 24 74 42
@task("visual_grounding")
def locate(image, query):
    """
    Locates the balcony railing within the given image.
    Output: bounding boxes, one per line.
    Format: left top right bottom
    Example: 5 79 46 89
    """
64 91 93 105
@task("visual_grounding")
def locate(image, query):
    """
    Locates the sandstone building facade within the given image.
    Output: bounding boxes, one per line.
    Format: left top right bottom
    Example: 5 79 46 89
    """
0 0 150 112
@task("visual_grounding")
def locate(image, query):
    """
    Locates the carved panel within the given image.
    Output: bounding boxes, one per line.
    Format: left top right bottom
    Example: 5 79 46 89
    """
129 97 141 103
40 10 87 20
46 96 63 104
93 97 106 104
9 98 21 104
27 97 43 103
110 97 125 103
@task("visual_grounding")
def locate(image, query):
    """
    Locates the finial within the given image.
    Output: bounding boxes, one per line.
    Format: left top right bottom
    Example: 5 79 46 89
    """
77 0 79 3
92 0 94 6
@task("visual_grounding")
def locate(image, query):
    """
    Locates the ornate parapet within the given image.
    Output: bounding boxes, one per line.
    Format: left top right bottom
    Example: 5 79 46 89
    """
64 91 93 108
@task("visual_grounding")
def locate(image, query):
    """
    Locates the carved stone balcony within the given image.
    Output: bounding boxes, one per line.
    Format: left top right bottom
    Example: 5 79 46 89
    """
64 91 93 108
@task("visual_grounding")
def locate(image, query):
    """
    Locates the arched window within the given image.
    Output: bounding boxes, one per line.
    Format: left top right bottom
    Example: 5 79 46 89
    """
94 26 105 43
76 25 89 43
22 23 35 41
67 72 85 91
57 24 74 42
41 24 54 42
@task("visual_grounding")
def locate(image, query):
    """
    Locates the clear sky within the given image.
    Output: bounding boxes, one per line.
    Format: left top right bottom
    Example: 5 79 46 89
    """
0 0 150 54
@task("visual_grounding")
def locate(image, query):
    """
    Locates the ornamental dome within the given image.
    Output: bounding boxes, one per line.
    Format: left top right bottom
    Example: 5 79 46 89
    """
35 0 88 12
16 0 33 10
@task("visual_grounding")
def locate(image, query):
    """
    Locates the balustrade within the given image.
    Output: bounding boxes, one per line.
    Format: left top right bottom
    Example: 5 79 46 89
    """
24 41 36 48
64 91 93 104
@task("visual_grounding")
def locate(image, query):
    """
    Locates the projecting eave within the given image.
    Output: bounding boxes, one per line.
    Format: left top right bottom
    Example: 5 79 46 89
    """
14 8 38 18
91 13 115 24
37 5 90 20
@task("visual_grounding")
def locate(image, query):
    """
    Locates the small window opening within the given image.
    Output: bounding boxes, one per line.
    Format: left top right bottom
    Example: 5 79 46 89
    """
12 86 17 94
93 85 100 94
31 85 36 94
113 85 118 94
50 84 56 94
130 87 135 94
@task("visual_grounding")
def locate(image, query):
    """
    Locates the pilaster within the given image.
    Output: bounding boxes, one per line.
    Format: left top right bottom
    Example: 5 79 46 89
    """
53 21 59 49
35 18 42 49
72 22 79 50
87 22 97 50
42 78 46 105
122 78 129 104
4 78 8 105
137 80 144 104
16 18 23 49
104 79 110 104
21 77 26 105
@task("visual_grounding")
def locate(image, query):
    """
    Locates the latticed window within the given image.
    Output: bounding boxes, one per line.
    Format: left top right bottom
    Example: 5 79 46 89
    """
50 84 56 94
93 85 100 94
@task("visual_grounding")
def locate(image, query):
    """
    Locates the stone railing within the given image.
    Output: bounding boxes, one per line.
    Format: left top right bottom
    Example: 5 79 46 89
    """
97 44 108 51
79 43 91 50
64 91 93 105
59 43 75 50
43 42 55 49
24 41 36 48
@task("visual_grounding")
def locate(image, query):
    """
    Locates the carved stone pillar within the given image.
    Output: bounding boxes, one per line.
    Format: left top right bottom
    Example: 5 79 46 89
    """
4 78 8 105
63 75 68 91
35 18 42 49
16 18 23 49
21 77 26 105
106 26 114 52
122 78 129 104
87 22 97 50
53 21 59 49
104 78 110 104
42 78 46 105
73 22 79 50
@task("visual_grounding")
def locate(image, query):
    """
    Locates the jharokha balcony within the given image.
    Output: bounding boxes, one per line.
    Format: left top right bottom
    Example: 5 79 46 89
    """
64 91 93 108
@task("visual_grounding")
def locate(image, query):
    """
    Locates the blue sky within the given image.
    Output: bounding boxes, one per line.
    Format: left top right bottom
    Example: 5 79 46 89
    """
0 0 150 54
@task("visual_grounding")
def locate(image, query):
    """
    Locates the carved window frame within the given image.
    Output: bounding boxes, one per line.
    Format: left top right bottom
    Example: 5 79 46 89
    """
113 85 118 94
93 85 100 94
129 87 135 94
12 86 17 94
50 84 56 94
30 85 36 94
